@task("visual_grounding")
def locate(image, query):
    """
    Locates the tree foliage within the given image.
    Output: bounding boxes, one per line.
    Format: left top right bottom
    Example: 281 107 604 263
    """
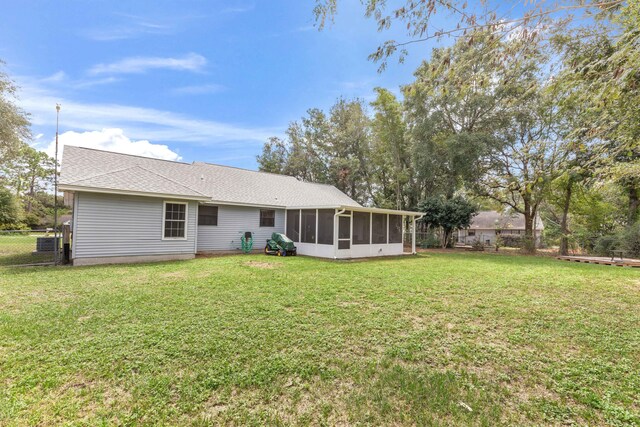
257 99 372 204
370 87 413 209
418 195 477 247
0 186 22 229
0 61 31 168
314 0 624 71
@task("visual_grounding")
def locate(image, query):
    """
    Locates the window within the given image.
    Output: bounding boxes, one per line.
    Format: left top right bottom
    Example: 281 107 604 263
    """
388 215 403 243
352 211 370 245
317 209 334 245
164 202 187 239
372 213 387 244
468 230 476 236
286 210 300 242
198 205 218 226
260 209 275 227
301 209 316 243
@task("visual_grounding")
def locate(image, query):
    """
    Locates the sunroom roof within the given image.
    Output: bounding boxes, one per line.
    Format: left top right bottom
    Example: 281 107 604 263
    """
284 205 424 217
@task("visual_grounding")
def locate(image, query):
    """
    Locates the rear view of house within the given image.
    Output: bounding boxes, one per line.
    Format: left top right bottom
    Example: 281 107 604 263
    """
60 146 423 265
457 210 544 247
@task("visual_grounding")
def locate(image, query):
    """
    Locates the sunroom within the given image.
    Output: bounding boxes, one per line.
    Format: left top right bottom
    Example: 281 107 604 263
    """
284 206 425 259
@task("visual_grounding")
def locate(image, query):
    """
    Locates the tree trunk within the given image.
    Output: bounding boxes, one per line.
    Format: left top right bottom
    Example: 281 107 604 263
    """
629 184 640 225
440 227 450 248
523 199 536 254
559 180 573 256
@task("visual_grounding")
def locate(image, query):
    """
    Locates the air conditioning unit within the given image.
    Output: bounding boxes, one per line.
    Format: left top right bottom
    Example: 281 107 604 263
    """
36 237 60 253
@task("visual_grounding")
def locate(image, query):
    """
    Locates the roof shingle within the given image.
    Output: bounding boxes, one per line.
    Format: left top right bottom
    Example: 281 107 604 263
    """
60 146 362 207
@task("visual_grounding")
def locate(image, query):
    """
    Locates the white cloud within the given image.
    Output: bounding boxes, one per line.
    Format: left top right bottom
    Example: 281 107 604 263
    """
83 16 175 41
46 128 181 161
41 71 66 83
16 77 278 145
221 5 255 13
171 83 226 95
89 53 207 75
35 71 121 90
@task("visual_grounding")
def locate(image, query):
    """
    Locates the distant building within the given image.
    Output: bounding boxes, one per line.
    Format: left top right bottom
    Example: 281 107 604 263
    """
457 210 544 246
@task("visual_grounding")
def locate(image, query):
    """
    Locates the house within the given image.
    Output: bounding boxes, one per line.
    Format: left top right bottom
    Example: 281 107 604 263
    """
457 210 544 246
59 146 424 265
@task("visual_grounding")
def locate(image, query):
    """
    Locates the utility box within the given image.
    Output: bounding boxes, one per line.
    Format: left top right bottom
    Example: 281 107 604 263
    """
36 237 60 253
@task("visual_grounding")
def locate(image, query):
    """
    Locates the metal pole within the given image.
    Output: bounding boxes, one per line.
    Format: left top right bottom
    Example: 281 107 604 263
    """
54 104 61 265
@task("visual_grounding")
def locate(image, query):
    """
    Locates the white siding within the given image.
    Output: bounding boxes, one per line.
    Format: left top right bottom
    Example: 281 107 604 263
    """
74 192 197 259
295 242 336 258
342 243 405 258
197 205 285 252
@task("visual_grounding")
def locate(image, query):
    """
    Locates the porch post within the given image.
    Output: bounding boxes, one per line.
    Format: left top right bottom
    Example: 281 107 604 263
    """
411 215 416 254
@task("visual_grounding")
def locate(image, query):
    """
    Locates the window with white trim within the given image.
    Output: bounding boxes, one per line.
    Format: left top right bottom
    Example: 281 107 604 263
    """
260 209 275 227
164 202 187 239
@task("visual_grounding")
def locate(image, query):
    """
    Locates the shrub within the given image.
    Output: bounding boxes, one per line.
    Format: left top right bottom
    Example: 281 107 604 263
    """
593 235 620 256
470 239 485 251
620 223 640 258
419 234 440 249
501 235 523 248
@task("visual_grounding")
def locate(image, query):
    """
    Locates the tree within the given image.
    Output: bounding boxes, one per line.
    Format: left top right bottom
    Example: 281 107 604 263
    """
418 195 477 247
404 29 517 200
256 137 288 175
552 0 640 224
314 0 623 71
257 99 373 205
327 99 373 202
0 186 22 229
0 61 31 172
470 34 566 253
370 87 414 209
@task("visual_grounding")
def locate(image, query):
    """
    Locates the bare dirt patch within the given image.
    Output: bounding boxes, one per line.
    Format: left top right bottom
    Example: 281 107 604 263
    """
160 271 189 279
244 261 281 269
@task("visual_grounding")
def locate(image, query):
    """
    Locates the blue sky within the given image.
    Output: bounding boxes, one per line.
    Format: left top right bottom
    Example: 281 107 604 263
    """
2 1 443 168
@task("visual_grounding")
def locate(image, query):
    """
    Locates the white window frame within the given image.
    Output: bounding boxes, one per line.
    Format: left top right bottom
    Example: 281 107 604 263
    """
259 209 276 227
162 201 188 240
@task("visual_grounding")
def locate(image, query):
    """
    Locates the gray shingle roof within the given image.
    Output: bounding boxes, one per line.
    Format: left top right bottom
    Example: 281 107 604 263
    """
60 146 362 207
470 210 544 230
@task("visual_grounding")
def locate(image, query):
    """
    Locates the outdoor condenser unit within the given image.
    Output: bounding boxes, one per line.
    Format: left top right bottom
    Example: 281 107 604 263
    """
36 237 60 253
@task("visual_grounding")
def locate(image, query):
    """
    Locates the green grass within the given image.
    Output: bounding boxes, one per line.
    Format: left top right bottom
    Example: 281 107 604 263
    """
0 233 54 266
0 253 638 426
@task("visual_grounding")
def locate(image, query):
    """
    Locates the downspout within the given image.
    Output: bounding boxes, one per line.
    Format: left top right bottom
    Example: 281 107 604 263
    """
194 203 199 256
333 208 346 259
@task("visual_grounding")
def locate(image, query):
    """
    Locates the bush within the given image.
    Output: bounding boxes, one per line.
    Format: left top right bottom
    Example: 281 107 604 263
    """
620 223 640 258
500 235 523 248
419 234 440 249
0 187 23 229
593 235 620 256
470 239 485 251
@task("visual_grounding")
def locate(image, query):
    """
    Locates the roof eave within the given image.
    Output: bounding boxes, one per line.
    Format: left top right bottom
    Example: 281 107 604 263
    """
284 205 424 216
59 184 211 201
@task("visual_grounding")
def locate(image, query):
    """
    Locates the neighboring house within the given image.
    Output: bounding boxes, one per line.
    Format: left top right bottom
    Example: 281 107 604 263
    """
457 210 544 246
59 146 424 265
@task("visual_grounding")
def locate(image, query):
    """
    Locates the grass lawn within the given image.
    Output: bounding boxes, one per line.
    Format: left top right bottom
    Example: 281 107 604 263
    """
0 253 638 426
